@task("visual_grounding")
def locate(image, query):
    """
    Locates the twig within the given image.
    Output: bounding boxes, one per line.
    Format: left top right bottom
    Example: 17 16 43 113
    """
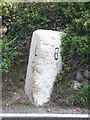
5 36 19 45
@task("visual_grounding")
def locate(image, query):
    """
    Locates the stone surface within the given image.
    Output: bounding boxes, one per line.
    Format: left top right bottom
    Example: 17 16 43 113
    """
25 30 62 106
73 81 82 90
76 71 83 82
84 70 90 79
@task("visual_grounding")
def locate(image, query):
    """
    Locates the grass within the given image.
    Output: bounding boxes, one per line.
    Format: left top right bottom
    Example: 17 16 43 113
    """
52 81 90 108
69 85 90 108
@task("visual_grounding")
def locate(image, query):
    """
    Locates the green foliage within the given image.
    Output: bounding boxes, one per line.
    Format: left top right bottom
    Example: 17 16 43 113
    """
61 34 90 66
2 2 65 73
52 80 90 107
52 3 90 107
69 85 90 107
2 2 90 107
58 2 90 81
2 58 11 73
71 35 90 56
53 81 73 100
2 37 18 73
2 3 89 64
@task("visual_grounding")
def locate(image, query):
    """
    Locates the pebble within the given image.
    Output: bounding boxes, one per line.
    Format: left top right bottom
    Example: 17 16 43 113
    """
14 92 17 95
47 108 51 112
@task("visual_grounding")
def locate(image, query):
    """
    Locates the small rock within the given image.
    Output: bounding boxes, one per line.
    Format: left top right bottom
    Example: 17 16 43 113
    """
75 107 81 112
14 92 17 95
6 103 9 106
76 71 83 81
47 108 51 112
15 97 20 101
73 81 82 90
84 70 90 79
7 98 10 100
20 91 24 94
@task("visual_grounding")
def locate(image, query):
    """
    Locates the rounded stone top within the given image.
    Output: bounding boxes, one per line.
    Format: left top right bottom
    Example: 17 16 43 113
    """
33 30 63 43
33 29 62 36
32 29 62 44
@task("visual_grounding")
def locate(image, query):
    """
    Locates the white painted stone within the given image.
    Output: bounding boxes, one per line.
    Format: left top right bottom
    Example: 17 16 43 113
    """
25 30 62 106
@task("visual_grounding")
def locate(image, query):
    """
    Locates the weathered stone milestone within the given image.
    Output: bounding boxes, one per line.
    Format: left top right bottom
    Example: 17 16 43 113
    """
25 30 62 106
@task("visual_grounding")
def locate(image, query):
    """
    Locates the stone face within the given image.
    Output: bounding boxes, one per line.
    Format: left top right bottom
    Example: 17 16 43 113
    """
25 30 62 106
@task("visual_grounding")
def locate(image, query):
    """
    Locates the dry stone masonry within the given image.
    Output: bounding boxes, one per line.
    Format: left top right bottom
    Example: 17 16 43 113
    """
25 30 62 106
